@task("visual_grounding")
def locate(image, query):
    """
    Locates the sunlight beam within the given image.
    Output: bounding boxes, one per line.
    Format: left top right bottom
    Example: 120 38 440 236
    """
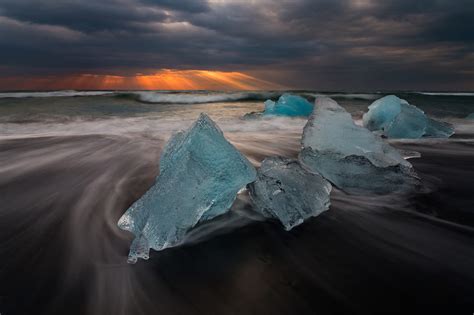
0 69 285 90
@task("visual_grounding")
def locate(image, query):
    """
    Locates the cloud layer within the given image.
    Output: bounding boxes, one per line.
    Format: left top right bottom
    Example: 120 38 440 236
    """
0 0 472 90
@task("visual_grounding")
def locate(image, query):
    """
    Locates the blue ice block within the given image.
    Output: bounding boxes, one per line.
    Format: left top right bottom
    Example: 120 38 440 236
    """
299 97 419 194
363 95 454 139
263 93 313 117
118 113 256 263
249 157 331 230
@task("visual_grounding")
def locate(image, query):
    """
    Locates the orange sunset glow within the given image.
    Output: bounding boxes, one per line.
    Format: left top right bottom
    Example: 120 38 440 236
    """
0 69 284 91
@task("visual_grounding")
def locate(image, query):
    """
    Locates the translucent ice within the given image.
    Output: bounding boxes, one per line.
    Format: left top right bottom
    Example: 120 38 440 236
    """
363 95 454 139
424 118 455 138
118 113 257 263
249 157 331 230
299 97 419 194
466 113 474 120
263 93 313 117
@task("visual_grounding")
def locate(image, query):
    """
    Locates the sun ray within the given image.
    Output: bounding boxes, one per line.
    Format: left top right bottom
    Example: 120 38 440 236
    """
0 69 285 90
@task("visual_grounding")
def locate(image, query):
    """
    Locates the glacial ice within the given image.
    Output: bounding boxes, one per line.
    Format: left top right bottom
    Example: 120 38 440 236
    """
248 157 331 230
466 113 474 120
362 95 454 139
299 97 419 194
263 93 313 117
118 113 256 263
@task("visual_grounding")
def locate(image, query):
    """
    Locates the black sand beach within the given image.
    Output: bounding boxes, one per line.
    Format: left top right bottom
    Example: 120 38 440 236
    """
1 129 473 315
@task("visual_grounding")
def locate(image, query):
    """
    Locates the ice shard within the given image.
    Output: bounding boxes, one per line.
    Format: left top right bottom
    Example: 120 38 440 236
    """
263 93 313 117
249 157 331 230
362 95 454 139
118 113 257 263
299 97 419 194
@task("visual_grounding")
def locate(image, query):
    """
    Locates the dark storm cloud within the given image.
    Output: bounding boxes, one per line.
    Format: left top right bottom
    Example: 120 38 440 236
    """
0 0 472 90
0 0 169 32
141 0 210 13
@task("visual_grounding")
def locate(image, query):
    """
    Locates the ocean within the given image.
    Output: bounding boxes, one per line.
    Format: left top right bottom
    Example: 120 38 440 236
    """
0 90 473 314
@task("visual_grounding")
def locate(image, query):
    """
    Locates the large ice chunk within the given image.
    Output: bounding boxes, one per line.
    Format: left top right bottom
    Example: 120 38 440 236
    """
248 157 331 230
362 95 454 138
466 113 474 120
299 97 419 194
118 113 257 263
263 93 313 117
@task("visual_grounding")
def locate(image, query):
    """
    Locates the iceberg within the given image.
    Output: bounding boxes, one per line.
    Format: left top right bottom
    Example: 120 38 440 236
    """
248 157 331 231
362 95 454 139
118 113 257 263
263 93 313 117
299 97 419 194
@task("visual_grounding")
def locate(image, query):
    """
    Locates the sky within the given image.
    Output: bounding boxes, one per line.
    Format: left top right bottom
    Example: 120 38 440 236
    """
0 0 472 91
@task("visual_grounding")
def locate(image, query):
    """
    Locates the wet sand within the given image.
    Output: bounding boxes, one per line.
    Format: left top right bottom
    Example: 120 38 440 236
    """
0 135 473 315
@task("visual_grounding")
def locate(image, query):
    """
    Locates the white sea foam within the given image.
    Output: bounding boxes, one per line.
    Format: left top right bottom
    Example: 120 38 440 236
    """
414 92 474 96
134 91 277 104
0 114 307 170
0 90 281 103
0 114 305 139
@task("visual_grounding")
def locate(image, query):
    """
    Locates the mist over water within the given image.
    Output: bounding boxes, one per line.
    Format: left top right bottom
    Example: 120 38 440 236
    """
0 91 473 314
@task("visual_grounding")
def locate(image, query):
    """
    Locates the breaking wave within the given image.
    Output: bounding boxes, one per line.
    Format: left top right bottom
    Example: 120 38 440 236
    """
414 92 474 96
131 91 279 104
2 90 473 103
0 90 280 104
